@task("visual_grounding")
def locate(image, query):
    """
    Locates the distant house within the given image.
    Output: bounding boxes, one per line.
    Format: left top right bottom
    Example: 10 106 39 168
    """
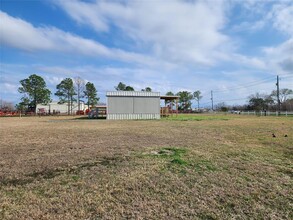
36 101 85 115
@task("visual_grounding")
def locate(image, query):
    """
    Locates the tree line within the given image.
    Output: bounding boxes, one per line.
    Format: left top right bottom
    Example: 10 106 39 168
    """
16 74 99 115
245 89 292 112
5 76 292 114
214 89 293 112
15 78 156 114
114 82 204 111
163 90 202 111
115 82 152 92
9 77 204 113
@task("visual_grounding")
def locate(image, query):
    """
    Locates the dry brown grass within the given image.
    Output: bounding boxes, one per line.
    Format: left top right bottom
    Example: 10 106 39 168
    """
0 114 292 219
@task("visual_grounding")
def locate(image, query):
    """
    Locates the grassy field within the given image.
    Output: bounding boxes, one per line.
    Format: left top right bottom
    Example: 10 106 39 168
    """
0 114 292 219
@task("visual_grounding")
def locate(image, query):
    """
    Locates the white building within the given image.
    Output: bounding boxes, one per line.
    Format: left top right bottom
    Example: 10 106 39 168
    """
36 102 85 114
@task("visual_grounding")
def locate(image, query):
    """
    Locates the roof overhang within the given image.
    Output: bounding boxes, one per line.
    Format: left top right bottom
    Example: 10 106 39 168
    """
160 95 179 101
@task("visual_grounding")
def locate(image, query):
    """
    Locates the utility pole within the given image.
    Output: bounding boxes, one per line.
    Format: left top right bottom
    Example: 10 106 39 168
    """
276 75 281 115
211 90 214 111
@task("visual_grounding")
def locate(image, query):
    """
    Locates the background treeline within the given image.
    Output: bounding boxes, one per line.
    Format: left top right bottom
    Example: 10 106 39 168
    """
165 89 292 112
15 74 100 115
1 75 292 113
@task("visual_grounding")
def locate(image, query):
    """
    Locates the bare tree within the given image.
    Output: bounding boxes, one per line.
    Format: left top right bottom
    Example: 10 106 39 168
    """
74 77 85 112
271 88 293 103
0 99 14 111
193 90 203 110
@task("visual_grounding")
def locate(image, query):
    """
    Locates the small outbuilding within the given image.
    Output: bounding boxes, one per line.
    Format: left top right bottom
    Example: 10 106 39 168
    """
36 101 85 115
106 91 179 120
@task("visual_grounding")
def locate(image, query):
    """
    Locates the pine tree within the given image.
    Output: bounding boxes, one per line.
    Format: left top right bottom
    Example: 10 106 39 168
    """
55 78 76 115
84 82 99 111
18 74 51 112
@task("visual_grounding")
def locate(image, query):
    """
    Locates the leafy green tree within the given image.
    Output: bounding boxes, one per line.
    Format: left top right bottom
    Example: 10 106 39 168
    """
115 82 126 91
55 78 76 115
165 91 175 106
141 87 152 92
18 74 51 112
215 102 228 112
193 90 203 110
125 86 134 91
248 93 273 111
249 97 265 111
166 91 174 96
115 82 134 91
15 97 30 112
176 91 193 111
84 82 99 111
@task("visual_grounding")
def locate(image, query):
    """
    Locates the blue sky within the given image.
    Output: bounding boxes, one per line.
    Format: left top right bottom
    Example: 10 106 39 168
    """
0 0 292 107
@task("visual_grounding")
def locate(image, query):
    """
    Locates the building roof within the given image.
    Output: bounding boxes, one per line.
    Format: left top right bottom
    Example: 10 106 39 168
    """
106 91 160 97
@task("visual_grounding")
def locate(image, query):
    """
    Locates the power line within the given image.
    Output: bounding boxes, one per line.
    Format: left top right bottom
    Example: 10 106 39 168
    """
213 76 276 93
214 97 249 103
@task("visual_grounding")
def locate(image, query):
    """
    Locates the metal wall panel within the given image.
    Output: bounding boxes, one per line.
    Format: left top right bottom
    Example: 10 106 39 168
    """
133 97 160 114
107 114 160 120
50 104 69 113
106 91 161 120
108 97 134 114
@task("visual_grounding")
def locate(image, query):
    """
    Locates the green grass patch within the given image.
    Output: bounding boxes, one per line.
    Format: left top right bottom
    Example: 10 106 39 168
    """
71 175 80 181
149 147 188 167
148 147 217 173
162 114 230 121
160 147 187 156
170 158 188 165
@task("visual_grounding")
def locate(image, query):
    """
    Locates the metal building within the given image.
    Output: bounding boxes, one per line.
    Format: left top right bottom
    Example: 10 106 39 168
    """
106 91 161 120
36 102 85 114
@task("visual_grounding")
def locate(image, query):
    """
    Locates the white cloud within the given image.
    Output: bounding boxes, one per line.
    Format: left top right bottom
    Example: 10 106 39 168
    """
55 0 109 32
1 83 18 94
263 38 293 74
0 11 54 51
269 3 293 36
231 54 266 69
228 1 293 35
56 0 232 66
55 0 292 71
0 11 162 66
226 0 293 75
43 76 65 86
230 20 266 33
